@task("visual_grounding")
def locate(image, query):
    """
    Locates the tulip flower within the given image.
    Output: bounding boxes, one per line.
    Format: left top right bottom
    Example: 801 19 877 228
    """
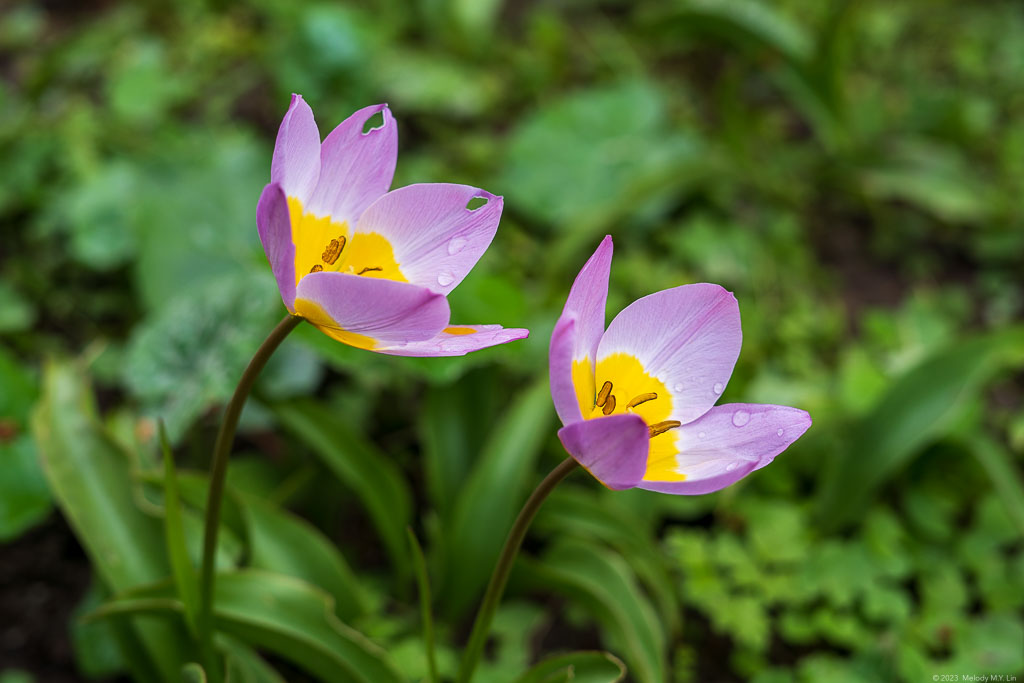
549 236 811 493
256 95 528 356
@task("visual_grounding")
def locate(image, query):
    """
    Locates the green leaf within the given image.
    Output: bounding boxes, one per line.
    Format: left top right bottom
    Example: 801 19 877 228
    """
650 0 812 65
816 326 1024 530
533 486 679 635
33 358 191 681
0 435 51 542
969 436 1024 537
181 663 208 683
237 494 367 620
221 637 286 683
124 272 281 443
418 372 500 515
406 528 439 683
88 570 405 683
0 280 35 333
521 540 666 683
501 81 700 230
513 651 627 683
271 399 412 574
0 346 50 541
161 423 200 637
437 379 553 617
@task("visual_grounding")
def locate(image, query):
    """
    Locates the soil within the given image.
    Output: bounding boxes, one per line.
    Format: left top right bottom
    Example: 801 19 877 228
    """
0 516 120 682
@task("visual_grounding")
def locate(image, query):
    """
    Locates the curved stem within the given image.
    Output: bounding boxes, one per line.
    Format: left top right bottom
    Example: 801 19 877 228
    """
455 457 579 683
196 314 302 670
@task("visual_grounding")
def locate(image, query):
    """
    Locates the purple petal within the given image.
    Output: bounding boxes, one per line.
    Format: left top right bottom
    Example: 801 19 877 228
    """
352 184 503 295
376 324 529 357
294 271 449 346
557 413 650 490
597 283 741 425
271 94 321 202
638 403 811 495
256 183 297 311
548 236 614 426
306 104 397 226
563 235 613 366
549 315 583 425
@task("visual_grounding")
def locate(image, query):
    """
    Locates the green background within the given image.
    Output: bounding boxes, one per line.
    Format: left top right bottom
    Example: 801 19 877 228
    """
1 0 1022 681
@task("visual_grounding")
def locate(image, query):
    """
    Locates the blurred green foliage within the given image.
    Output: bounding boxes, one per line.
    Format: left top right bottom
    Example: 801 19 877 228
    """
2 0 1023 681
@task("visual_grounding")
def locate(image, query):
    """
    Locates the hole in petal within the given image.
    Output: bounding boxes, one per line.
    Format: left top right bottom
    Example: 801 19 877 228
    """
362 110 385 134
465 196 488 211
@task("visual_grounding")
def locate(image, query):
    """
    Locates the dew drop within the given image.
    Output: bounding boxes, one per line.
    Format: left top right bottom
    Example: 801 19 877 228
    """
776 428 784 437
732 410 750 427
725 462 738 472
713 382 723 394
674 383 685 392
698 431 706 439
437 270 455 287
447 237 467 255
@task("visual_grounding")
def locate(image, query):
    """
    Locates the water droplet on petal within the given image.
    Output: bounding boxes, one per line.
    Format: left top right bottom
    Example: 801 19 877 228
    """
674 383 685 392
776 428 784 437
437 270 455 287
725 462 738 472
713 382 723 394
447 237 467 255
732 410 750 427
698 431 706 439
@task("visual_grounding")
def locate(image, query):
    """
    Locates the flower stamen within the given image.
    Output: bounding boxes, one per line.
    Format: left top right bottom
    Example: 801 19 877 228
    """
357 266 383 275
309 264 324 273
648 420 681 438
596 381 613 408
601 394 617 415
322 235 347 265
626 392 657 410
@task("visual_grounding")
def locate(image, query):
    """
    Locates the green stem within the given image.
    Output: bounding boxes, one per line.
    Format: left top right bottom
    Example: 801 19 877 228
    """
455 457 579 683
196 314 302 672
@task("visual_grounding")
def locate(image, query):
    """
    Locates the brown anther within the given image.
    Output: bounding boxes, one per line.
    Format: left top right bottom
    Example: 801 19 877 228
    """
309 264 324 273
357 266 383 275
596 381 613 408
648 420 681 438
626 392 657 410
601 394 617 415
321 235 346 265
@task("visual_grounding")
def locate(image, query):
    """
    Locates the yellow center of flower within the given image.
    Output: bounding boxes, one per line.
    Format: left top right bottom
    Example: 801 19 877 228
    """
288 197 406 286
572 352 685 482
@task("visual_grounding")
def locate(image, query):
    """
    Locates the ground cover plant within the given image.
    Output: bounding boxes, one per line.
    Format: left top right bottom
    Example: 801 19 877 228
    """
1 0 1023 681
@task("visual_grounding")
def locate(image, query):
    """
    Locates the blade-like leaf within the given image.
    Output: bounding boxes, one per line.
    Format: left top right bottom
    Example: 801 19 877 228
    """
221 636 287 683
407 528 440 683
237 494 367 620
816 327 1024 530
33 359 192 681
513 650 627 683
520 540 666 683
182 663 207 683
271 399 413 574
87 570 404 683
161 422 200 637
438 379 553 617
533 486 680 635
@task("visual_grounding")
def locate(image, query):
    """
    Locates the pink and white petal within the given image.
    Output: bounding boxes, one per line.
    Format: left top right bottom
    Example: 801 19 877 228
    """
352 183 503 295
270 94 321 202
558 413 650 490
256 182 297 311
562 236 613 365
597 283 741 425
295 271 449 343
375 324 529 357
638 403 811 495
306 104 397 225
549 314 583 425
